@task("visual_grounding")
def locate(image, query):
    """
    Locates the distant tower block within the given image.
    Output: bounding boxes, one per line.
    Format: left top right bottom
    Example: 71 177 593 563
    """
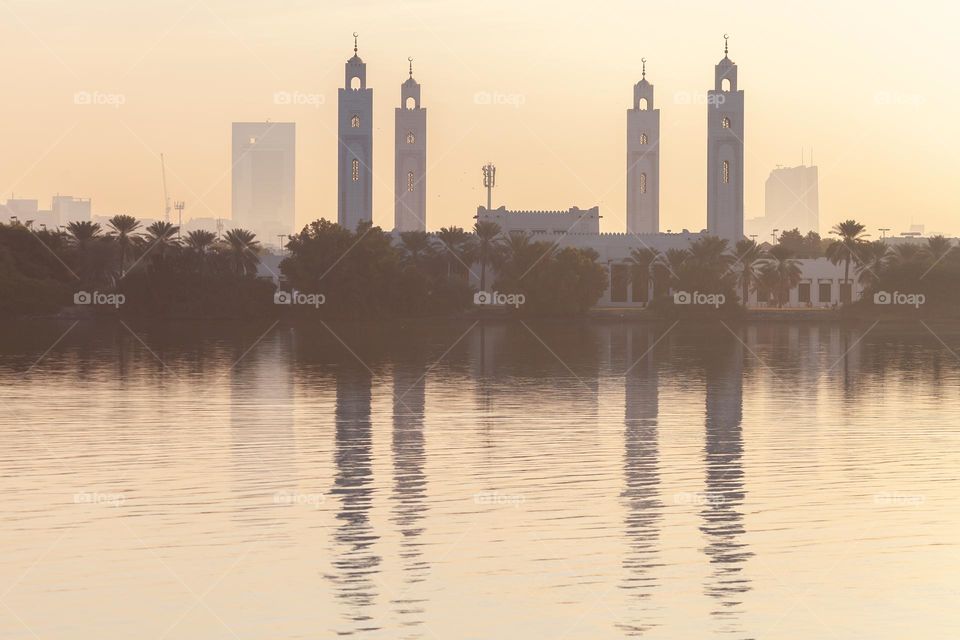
338 32 373 230
627 58 660 235
707 34 745 242
395 57 426 232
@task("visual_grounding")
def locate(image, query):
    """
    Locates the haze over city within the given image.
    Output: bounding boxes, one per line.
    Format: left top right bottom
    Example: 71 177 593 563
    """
1 0 957 235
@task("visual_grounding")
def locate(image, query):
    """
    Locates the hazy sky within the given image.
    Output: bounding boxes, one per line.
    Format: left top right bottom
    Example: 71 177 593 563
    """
1 0 957 236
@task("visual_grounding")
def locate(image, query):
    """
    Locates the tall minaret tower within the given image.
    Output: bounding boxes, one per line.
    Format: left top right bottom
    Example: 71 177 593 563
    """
706 34 744 242
626 58 660 235
338 33 373 230
394 57 426 232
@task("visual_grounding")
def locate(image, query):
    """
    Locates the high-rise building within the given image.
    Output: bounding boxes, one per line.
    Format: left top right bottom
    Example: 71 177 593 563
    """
52 195 92 226
626 59 660 235
338 34 373 230
764 165 819 234
394 58 426 232
231 122 296 245
706 36 744 242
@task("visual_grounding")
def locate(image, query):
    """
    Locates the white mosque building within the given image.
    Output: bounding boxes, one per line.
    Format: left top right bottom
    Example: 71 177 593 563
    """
336 36 866 308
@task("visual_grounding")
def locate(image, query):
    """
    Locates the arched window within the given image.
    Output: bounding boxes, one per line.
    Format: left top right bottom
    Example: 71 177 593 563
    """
640 133 648 145
638 97 649 111
351 159 360 182
722 116 731 129
350 77 361 90
640 173 647 194
351 114 360 128
406 131 416 144
407 171 415 192
722 78 731 92
722 160 730 184
405 97 416 109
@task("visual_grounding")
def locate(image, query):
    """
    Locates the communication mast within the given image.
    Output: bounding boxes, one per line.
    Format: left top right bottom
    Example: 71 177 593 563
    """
174 201 185 239
160 154 172 223
482 163 496 210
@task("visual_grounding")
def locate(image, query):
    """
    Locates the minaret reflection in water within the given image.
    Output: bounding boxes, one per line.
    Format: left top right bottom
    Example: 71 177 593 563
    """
619 325 665 636
699 333 752 634
329 365 382 635
390 348 430 635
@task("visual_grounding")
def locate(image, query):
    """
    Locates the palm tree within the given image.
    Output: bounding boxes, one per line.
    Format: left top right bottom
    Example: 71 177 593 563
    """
660 248 689 293
891 242 923 267
923 235 953 266
628 247 660 304
106 214 141 277
759 245 803 308
184 229 217 278
855 240 891 288
223 228 261 276
433 226 476 278
733 238 765 306
473 220 502 292
143 221 180 264
65 220 103 250
399 230 433 270
825 220 868 304
65 221 106 284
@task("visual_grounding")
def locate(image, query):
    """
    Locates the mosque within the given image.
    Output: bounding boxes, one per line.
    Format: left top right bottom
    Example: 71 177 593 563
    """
335 35 864 308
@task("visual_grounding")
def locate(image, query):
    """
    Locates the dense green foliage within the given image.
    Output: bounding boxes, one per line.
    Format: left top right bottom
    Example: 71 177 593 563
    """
0 217 272 317
280 219 609 317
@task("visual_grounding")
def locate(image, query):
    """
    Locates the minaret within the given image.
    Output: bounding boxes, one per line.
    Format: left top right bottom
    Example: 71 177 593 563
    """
706 34 744 242
394 57 426 232
626 58 660 235
338 33 373 230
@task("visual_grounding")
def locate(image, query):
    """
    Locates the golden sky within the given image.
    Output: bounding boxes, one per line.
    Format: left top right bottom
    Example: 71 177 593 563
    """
0 0 957 236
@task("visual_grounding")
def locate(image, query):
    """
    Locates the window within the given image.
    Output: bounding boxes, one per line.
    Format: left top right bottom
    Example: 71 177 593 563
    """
610 264 629 303
640 133 648 145
722 78 731 92
351 114 360 128
351 158 359 182
722 160 730 184
407 171 415 192
798 282 811 304
722 116 730 129
840 282 852 304
818 282 832 304
638 97 649 110
639 173 647 194
406 131 415 144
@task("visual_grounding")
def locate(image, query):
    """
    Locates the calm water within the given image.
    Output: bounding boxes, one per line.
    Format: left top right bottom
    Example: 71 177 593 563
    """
1 319 959 639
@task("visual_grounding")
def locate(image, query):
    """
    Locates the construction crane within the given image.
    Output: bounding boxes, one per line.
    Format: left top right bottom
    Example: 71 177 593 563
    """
160 153 171 223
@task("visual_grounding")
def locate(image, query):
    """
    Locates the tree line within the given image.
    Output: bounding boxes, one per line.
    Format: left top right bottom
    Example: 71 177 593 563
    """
628 220 960 312
3 215 957 317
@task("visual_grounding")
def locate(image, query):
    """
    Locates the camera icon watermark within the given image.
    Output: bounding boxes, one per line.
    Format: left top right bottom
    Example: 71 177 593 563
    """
273 490 325 508
73 90 126 109
473 491 526 509
873 291 925 308
873 91 925 107
274 290 325 308
73 491 126 507
273 90 325 108
673 491 726 507
673 91 726 106
474 290 526 308
74 290 125 308
873 492 925 506
473 90 526 108
673 291 725 308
